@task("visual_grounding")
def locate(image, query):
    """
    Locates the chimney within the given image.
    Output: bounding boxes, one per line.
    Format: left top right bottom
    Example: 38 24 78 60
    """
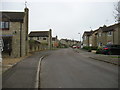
56 36 58 39
48 29 52 49
24 7 29 55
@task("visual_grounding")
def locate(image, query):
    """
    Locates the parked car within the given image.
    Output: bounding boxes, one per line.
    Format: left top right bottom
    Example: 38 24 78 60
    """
72 45 77 49
102 44 120 55
72 45 80 49
77 46 80 49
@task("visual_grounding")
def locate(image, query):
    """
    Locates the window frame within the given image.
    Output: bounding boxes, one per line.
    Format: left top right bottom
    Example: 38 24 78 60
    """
0 21 10 30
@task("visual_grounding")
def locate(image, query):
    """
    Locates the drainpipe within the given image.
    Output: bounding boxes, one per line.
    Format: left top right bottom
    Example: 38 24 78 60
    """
113 30 114 44
20 22 22 57
24 8 29 55
49 29 52 50
88 36 89 46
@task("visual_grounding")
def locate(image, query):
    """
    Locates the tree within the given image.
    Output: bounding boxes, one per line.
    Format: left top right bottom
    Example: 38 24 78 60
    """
114 1 120 23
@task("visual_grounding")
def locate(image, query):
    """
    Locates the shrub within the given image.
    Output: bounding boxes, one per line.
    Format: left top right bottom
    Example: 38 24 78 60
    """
83 46 98 52
96 48 103 54
83 46 98 50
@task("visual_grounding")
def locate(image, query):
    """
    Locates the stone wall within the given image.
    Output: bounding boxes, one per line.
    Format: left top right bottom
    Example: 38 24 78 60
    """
10 22 21 57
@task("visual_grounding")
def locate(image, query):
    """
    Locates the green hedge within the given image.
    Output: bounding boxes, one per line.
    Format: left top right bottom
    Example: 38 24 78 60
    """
83 46 98 52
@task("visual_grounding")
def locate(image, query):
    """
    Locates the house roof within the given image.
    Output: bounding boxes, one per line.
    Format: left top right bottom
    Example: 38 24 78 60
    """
99 23 120 32
52 37 57 41
29 31 49 37
0 12 24 22
82 23 120 38
60 39 79 42
84 31 94 36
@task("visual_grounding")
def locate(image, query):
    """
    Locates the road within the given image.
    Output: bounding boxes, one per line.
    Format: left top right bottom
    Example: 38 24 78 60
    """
40 48 118 88
2 48 118 88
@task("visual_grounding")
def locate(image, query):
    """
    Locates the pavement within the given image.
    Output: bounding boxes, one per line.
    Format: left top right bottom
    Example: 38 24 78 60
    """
0 67 1 90
2 53 32 73
40 48 118 88
74 49 120 66
2 51 51 88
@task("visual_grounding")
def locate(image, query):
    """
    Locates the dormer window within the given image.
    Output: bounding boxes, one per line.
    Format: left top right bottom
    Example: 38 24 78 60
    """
0 21 9 30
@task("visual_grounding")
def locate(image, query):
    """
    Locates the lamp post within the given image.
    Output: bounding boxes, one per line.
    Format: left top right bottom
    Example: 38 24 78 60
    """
78 33 81 48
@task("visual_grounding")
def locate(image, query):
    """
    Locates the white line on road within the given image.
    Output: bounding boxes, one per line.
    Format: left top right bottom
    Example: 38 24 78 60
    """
35 56 44 89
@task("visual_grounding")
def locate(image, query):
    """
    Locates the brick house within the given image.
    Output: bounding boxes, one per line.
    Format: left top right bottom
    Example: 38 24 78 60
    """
0 8 29 58
29 29 52 50
52 36 59 48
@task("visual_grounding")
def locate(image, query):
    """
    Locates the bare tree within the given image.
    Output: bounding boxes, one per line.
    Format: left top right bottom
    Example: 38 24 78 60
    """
115 1 120 23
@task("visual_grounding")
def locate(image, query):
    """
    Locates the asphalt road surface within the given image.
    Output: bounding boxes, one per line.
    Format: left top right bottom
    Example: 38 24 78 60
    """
40 48 118 88
2 51 50 88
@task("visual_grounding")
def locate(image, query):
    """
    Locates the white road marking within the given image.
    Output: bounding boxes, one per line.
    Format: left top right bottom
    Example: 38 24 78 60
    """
35 56 44 89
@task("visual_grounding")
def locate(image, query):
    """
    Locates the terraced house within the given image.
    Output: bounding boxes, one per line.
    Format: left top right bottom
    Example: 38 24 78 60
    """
0 8 29 58
82 23 120 47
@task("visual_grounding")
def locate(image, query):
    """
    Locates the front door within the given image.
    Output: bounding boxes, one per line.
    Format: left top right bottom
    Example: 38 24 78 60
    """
2 37 12 56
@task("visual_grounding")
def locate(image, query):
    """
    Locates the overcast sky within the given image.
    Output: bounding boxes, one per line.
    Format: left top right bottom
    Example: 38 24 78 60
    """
1 0 118 41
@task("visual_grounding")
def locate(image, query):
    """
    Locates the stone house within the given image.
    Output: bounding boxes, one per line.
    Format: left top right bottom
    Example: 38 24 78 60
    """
82 31 93 47
97 23 120 47
60 39 68 46
73 40 81 47
82 23 120 47
89 30 98 47
60 39 72 47
0 8 29 58
60 39 80 47
29 29 52 50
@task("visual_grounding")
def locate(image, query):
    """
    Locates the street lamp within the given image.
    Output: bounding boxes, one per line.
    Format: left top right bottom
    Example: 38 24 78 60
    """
78 33 81 48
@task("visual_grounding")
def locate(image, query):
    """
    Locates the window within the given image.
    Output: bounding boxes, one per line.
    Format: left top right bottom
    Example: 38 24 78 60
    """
0 21 9 30
98 42 102 47
84 36 86 40
37 37 39 40
30 37 32 40
43 38 46 40
108 31 112 36
98 33 102 37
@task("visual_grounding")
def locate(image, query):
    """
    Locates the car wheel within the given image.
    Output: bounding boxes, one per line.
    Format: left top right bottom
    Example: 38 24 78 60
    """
108 51 112 55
